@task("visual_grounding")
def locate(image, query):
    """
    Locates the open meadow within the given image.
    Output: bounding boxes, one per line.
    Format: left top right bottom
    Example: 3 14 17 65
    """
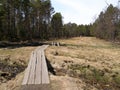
0 37 120 90
46 37 120 90
0 46 36 90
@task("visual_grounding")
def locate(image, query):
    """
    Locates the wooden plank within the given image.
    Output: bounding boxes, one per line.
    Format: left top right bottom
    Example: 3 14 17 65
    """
22 52 34 85
41 50 50 84
21 45 50 90
34 50 42 84
42 45 49 50
27 51 37 84
45 45 49 49
34 46 41 52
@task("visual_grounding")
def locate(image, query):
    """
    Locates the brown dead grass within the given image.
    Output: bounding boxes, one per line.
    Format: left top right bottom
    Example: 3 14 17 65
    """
46 37 120 70
0 46 36 90
0 46 36 63
46 37 120 90
0 37 120 90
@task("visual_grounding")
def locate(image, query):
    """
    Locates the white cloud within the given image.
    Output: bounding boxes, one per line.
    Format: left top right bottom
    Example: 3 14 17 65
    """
51 0 118 24
55 0 93 13
53 0 95 24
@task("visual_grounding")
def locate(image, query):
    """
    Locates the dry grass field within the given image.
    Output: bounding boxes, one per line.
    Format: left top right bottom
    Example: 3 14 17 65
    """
0 46 36 90
46 37 120 90
0 37 120 90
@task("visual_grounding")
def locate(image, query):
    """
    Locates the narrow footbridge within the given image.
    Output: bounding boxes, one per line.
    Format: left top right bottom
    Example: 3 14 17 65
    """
21 45 50 90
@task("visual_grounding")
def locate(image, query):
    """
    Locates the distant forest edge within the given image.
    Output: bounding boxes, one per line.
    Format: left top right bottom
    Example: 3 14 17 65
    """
0 0 120 42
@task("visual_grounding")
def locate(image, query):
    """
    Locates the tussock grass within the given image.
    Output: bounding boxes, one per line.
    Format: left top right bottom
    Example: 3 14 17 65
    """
46 37 120 90
0 46 36 90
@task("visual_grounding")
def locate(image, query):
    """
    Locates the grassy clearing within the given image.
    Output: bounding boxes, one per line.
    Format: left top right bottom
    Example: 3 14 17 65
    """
0 46 36 63
46 37 120 90
0 46 36 90
68 64 120 89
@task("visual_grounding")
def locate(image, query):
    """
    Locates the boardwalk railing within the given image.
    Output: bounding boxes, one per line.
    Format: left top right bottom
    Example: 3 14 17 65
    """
21 45 50 90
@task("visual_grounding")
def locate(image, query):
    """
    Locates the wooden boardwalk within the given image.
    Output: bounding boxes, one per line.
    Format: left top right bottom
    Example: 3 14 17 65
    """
21 45 50 90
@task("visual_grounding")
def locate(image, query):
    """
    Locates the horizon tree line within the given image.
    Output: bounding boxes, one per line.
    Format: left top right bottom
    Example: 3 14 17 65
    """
0 0 120 42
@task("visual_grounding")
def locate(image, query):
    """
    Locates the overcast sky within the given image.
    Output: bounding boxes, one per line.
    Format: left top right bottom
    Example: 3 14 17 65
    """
51 0 119 25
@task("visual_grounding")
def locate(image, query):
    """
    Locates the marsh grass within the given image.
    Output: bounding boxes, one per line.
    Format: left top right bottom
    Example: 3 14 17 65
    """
113 75 120 87
68 64 120 89
0 46 35 84
46 37 120 89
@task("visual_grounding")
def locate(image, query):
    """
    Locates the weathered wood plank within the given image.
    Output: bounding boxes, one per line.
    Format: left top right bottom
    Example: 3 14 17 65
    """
42 45 49 50
21 45 50 90
22 52 34 85
27 52 36 84
35 50 42 84
41 50 50 84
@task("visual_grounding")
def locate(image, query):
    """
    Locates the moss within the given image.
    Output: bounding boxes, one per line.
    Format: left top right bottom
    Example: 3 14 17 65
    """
68 64 113 85
113 75 120 86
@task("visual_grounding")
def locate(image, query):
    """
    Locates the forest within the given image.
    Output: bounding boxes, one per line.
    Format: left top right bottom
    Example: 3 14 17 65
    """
0 0 120 42
0 1 120 90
